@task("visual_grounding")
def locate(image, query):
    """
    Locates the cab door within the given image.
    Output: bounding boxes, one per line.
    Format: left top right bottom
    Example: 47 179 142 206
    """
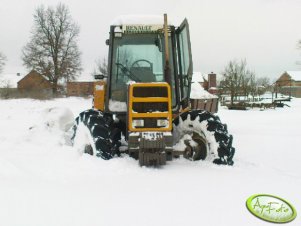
176 19 193 109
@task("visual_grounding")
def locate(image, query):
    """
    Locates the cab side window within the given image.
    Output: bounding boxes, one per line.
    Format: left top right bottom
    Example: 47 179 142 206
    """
176 19 193 107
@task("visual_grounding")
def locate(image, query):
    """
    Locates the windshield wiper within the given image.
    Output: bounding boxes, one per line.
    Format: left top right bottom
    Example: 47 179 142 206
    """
115 63 141 82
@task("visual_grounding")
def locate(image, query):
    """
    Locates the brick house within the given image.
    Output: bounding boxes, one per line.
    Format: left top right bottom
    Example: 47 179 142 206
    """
67 81 94 96
17 70 53 92
276 71 301 97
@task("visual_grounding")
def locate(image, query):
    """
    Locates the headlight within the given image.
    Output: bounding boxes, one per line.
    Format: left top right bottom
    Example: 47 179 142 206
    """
132 119 144 127
157 119 168 127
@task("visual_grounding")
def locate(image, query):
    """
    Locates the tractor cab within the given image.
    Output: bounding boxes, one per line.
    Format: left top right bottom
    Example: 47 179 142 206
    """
103 15 193 114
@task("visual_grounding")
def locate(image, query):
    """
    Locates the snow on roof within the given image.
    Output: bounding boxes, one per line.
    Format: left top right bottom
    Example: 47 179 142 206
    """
190 81 217 99
0 73 25 88
286 71 301 81
191 72 205 83
111 15 173 26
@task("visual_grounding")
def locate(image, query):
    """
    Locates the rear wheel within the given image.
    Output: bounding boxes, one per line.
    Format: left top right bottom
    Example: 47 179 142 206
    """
72 109 121 159
173 110 235 165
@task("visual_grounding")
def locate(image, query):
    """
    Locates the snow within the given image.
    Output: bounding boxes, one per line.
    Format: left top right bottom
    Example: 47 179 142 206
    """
191 72 205 83
190 81 217 99
0 97 301 226
111 15 172 26
286 71 301 81
41 107 74 132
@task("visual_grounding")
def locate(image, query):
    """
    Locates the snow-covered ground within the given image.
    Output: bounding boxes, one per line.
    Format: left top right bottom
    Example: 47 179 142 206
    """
0 97 300 226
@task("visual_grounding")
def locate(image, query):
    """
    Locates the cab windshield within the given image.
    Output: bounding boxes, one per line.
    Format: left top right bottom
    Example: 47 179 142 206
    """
110 33 175 106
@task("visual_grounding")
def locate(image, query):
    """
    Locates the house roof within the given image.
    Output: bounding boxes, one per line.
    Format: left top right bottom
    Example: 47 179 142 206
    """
0 73 25 88
17 70 51 84
286 71 301 81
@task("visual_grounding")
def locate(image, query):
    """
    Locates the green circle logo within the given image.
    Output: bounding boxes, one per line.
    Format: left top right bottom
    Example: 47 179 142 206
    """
246 194 297 223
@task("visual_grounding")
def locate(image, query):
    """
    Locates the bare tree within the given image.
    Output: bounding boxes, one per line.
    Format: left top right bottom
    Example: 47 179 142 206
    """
241 70 251 97
92 49 134 78
0 80 12 99
22 3 81 94
248 73 257 101
92 57 108 77
256 76 271 96
256 76 270 88
220 59 257 104
0 52 6 74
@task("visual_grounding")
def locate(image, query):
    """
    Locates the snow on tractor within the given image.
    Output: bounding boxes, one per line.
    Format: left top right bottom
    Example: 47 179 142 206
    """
72 14 235 166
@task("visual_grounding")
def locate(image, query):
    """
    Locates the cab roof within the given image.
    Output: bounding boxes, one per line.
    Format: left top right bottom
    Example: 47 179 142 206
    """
111 15 173 26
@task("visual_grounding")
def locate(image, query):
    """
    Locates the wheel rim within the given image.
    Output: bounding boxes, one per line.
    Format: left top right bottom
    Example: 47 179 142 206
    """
84 144 93 155
183 132 207 161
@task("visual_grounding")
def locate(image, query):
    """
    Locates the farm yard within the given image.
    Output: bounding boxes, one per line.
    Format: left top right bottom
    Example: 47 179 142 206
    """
0 97 300 226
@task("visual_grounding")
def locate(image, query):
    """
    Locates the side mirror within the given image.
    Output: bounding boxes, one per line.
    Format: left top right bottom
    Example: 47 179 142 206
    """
105 39 110 45
94 74 106 80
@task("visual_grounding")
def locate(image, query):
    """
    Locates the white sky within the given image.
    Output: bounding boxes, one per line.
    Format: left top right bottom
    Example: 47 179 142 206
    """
1 0 301 80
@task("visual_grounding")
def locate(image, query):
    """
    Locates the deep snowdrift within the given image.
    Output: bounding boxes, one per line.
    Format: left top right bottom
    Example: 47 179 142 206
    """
0 97 300 226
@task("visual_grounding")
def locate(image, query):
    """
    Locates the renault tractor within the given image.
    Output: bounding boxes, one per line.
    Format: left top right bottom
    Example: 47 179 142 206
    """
72 14 235 166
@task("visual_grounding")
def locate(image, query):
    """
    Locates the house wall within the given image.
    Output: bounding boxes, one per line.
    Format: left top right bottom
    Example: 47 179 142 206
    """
276 72 301 97
278 86 301 98
67 82 94 96
292 81 301 87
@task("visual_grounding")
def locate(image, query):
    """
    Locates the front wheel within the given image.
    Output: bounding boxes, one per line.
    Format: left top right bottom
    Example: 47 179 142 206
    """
71 109 121 159
173 110 235 165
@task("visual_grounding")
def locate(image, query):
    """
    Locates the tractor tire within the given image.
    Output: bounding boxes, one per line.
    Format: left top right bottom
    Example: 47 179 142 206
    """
72 109 121 160
173 110 235 165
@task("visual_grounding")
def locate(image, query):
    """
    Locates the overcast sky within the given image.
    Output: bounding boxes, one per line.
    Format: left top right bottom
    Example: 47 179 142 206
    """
1 0 301 80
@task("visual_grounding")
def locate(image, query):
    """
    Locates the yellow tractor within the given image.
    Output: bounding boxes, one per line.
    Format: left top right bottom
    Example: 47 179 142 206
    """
72 14 235 166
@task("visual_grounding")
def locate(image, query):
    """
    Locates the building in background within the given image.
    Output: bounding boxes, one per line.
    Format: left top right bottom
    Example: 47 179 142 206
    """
66 73 95 96
67 81 94 96
17 70 53 98
276 71 301 98
17 70 52 91
1 70 53 98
